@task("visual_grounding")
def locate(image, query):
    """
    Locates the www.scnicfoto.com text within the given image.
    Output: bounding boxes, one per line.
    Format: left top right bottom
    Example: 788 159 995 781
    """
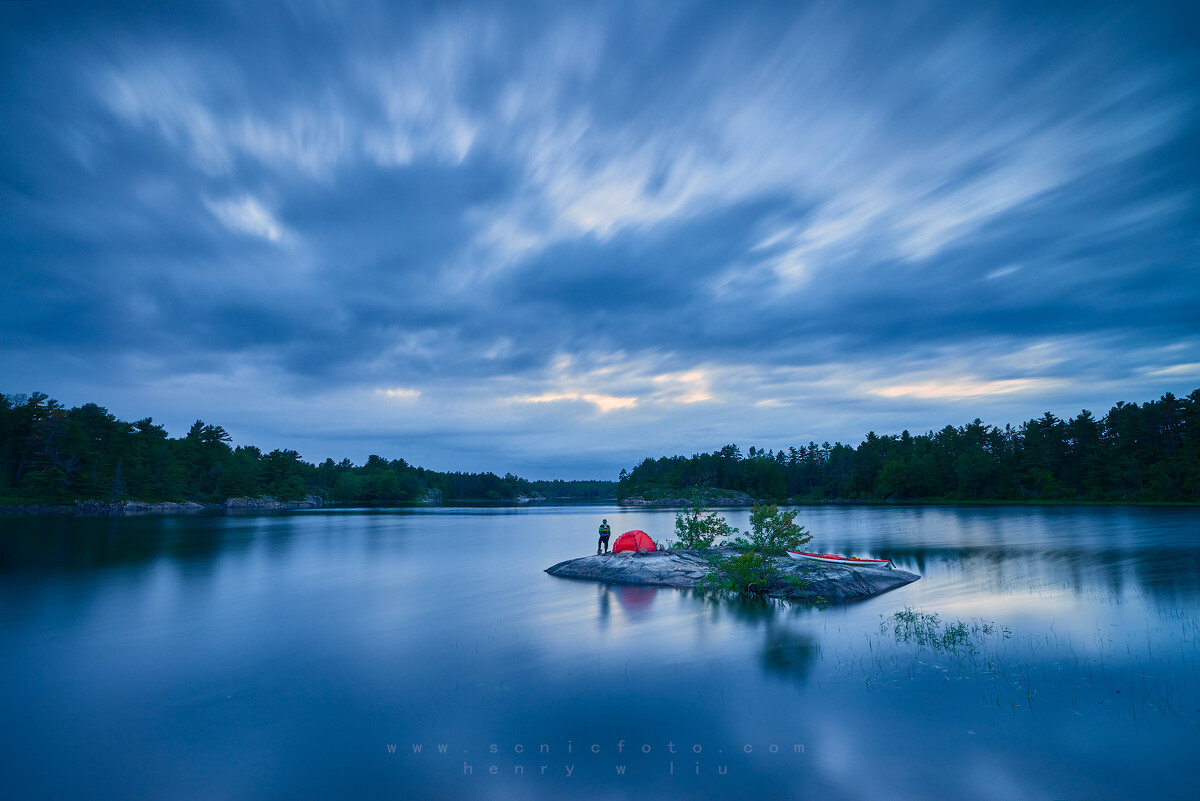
389 739 805 777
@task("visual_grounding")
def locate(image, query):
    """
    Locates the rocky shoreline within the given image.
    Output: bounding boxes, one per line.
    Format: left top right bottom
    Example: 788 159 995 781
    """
0 495 325 516
546 548 919 602
618 491 758 507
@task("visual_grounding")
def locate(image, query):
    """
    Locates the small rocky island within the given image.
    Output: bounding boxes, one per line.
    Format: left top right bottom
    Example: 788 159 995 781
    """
546 548 919 602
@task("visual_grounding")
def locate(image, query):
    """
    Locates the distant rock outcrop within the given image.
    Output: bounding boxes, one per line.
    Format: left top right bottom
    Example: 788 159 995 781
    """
546 548 919 602
1 495 324 515
618 491 758 507
222 495 324 511
59 500 209 515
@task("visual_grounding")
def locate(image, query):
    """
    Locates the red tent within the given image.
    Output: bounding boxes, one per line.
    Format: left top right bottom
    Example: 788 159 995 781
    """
612 529 657 553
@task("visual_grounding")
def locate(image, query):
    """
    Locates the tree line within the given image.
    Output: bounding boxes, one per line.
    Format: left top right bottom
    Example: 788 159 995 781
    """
618 388 1200 503
0 392 615 505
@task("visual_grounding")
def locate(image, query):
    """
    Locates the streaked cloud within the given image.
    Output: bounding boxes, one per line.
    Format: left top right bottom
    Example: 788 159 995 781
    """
1 0 1196 475
377 387 421 399
205 195 287 243
986 265 1022 280
1144 363 1200 378
522 392 639 413
872 378 1062 401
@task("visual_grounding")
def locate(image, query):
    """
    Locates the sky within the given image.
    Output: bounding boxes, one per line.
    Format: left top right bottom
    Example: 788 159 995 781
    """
1 0 1198 479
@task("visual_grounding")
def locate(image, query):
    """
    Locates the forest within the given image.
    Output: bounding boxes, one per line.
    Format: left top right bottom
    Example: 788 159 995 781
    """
0 392 614 505
618 389 1200 503
4 387 1197 508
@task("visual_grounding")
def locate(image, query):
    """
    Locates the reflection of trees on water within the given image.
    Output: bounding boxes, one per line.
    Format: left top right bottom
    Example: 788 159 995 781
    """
836 539 1200 603
591 587 820 685
683 591 819 686
0 515 300 574
760 629 819 683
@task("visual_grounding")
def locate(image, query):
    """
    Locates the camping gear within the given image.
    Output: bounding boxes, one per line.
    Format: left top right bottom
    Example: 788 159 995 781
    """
787 550 891 569
612 530 657 554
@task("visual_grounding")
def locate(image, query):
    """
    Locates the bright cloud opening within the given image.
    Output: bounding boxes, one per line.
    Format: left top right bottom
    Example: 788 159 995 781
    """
522 392 638 412
873 377 1060 401
377 387 421 399
205 195 285 242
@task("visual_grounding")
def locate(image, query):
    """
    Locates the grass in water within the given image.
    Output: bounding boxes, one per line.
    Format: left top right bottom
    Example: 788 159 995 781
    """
846 606 1200 720
883 607 1007 654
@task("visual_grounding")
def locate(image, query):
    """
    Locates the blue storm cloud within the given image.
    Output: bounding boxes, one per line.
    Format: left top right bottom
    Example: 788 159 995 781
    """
1 0 1197 476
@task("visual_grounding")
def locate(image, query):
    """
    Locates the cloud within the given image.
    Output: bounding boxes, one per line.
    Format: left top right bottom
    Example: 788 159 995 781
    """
1 0 1197 475
872 377 1063 401
522 392 638 413
986 265 1022 280
205 195 287 243
1143 363 1200 378
377 387 421 399
652 369 713 404
101 55 233 174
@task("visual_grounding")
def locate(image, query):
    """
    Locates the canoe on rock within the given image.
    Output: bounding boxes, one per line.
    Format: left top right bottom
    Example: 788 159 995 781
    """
787 550 891 569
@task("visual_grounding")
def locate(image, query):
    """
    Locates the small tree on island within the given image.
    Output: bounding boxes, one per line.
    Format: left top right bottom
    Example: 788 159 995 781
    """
732 503 811 556
672 495 739 550
705 550 774 594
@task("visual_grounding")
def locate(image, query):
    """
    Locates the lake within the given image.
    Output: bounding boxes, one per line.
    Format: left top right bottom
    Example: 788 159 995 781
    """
1 505 1198 800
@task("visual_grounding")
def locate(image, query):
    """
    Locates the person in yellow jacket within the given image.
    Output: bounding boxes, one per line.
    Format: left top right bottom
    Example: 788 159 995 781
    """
597 519 611 554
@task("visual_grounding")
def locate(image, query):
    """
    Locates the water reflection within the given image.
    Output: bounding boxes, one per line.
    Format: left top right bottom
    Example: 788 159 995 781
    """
594 584 661 627
760 629 818 684
0 515 236 573
818 540 1200 603
685 592 819 684
0 506 1198 801
613 585 658 619
597 583 611 631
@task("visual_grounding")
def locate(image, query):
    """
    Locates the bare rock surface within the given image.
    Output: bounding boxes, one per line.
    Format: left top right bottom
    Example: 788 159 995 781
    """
546 548 919 602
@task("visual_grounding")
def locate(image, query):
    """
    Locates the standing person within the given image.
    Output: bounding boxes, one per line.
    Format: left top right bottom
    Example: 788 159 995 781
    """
597 519 611 554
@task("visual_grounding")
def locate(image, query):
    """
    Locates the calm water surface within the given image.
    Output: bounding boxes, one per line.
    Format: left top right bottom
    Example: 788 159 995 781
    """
1 505 1198 800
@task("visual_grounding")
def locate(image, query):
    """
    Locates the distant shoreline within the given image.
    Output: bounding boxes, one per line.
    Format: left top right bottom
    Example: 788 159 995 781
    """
3 494 1193 516
619 494 1199 509
0 494 619 516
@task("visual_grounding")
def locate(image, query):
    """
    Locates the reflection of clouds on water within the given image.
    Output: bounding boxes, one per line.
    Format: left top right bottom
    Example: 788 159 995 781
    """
1 506 1197 800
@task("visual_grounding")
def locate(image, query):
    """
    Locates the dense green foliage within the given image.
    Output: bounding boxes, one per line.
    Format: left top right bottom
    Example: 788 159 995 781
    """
672 496 740 549
702 547 812 597
704 551 775 594
675 501 811 596
0 392 615 505
731 503 811 555
619 389 1200 503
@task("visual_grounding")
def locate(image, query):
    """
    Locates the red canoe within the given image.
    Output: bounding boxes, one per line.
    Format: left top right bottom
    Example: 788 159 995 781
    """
787 550 891 569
